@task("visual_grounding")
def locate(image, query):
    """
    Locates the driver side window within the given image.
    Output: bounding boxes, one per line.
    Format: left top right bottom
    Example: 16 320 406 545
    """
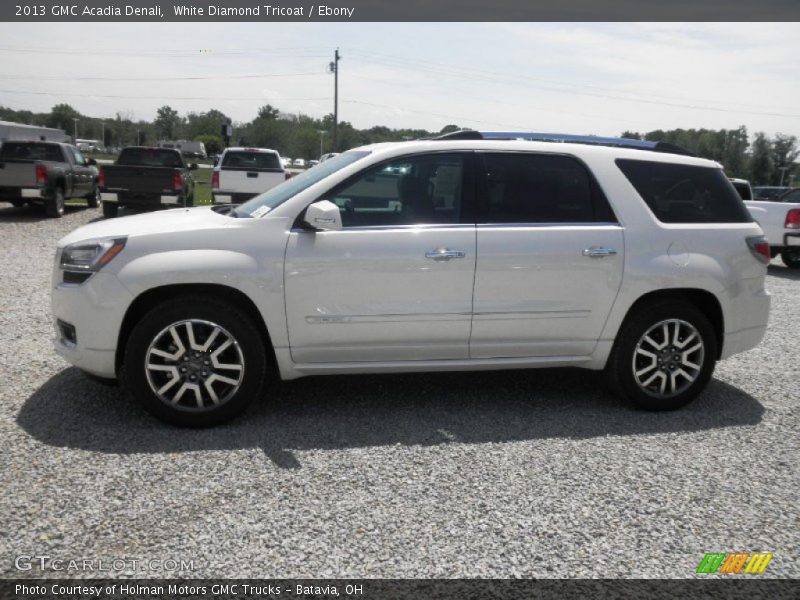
330 153 464 227
71 148 86 165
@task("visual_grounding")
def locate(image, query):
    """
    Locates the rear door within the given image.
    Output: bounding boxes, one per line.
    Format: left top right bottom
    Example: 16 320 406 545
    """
284 152 477 363
470 152 624 358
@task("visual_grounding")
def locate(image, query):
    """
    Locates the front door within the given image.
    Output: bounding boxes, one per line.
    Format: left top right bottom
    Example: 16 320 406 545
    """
284 152 476 363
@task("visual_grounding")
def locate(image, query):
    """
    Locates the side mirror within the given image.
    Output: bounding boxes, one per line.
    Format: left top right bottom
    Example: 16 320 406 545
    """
87 158 97 166
303 200 342 231
189 163 199 171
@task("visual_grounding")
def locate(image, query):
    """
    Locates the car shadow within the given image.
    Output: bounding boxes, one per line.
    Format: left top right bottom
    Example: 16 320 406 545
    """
767 264 800 280
17 366 765 469
0 203 92 222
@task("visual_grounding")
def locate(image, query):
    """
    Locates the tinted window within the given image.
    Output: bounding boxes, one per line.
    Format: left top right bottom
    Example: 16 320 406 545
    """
782 189 800 203
221 151 281 170
330 153 464 227
617 159 753 223
477 153 614 223
118 148 184 168
0 142 63 162
731 181 752 201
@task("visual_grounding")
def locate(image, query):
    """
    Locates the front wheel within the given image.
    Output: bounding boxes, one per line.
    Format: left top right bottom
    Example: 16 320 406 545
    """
122 296 268 427
781 248 800 269
606 301 717 411
44 187 65 218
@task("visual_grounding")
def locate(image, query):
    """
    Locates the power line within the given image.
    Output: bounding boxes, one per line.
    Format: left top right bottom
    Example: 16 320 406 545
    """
0 72 325 82
0 89 331 102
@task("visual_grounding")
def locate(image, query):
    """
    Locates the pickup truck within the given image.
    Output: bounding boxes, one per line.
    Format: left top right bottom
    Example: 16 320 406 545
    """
99 146 197 218
731 178 800 268
0 141 99 217
211 147 288 204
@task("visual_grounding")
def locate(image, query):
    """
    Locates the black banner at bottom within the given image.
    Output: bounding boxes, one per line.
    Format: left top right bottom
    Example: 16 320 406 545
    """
1 579 799 600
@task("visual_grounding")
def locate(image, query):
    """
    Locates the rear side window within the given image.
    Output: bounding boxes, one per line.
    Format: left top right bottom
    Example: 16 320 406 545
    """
477 153 616 223
0 142 63 162
617 159 753 223
221 151 282 171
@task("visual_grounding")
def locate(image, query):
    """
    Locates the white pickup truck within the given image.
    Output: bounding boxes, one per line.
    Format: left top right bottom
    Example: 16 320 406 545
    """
731 178 800 268
211 147 288 204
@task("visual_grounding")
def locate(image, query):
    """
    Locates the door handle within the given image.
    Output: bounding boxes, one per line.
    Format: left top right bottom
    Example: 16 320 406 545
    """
425 248 466 261
582 247 618 258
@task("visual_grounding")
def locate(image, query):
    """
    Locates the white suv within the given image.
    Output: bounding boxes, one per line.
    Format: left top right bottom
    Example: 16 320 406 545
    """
51 132 771 426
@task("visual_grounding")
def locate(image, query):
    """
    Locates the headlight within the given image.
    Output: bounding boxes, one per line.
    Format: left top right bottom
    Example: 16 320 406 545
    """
60 237 127 272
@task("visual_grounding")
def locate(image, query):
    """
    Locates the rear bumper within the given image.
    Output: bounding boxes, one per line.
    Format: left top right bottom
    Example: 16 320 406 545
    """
100 191 184 206
212 192 258 204
784 233 800 247
0 187 44 200
720 283 771 360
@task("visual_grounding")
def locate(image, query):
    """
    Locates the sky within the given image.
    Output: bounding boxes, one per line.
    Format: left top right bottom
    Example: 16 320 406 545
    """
0 22 798 139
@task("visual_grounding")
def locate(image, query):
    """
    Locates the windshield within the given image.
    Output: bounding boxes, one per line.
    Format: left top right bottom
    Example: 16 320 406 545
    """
236 151 370 217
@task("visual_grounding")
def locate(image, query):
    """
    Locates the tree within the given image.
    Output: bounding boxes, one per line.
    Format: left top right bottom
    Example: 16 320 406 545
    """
46 104 81 132
196 134 224 155
440 124 462 134
770 133 799 185
749 132 773 186
257 104 280 120
154 105 181 140
185 109 229 139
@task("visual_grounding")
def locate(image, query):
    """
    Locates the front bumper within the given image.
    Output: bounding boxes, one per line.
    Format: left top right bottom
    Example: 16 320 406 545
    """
51 270 134 379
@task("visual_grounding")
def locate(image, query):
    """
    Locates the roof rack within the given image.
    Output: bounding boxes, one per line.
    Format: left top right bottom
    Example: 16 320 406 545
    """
432 130 695 156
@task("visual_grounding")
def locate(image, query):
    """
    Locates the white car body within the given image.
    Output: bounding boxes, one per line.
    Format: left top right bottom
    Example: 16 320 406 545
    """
211 147 286 204
51 137 771 424
731 178 800 251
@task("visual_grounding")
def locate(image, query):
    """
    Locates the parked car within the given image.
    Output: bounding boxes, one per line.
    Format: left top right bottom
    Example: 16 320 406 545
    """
292 158 306 168
319 152 340 163
211 147 288 204
158 140 207 159
0 140 99 217
281 157 292 169
733 178 800 268
752 186 790 200
52 132 770 426
98 146 197 218
308 160 320 167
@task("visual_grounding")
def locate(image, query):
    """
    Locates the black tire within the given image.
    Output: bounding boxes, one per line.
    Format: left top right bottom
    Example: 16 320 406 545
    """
781 249 800 269
606 300 717 411
102 201 119 218
10 199 26 208
122 296 267 427
44 187 65 218
87 184 100 208
184 193 195 207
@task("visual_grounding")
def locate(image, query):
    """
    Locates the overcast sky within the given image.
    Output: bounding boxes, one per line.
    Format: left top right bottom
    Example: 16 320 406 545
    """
0 22 798 138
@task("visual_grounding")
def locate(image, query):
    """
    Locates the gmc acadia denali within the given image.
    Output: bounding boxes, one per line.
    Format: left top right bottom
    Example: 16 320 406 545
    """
51 132 771 426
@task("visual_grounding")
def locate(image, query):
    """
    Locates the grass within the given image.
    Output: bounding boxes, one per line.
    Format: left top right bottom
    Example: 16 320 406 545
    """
193 167 212 205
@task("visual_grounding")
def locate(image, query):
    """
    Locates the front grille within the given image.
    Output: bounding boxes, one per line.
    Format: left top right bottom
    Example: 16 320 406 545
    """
57 319 77 346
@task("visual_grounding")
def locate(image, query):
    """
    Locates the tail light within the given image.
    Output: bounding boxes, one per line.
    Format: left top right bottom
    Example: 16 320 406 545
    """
746 236 771 265
35 163 47 186
97 168 106 189
211 170 219 189
173 170 183 191
785 209 800 229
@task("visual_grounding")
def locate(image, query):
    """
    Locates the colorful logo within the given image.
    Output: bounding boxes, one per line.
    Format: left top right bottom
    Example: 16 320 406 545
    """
696 552 773 575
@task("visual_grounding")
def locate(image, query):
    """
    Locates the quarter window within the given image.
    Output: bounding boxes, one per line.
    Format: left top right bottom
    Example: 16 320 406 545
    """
330 153 465 227
477 153 614 223
617 159 753 223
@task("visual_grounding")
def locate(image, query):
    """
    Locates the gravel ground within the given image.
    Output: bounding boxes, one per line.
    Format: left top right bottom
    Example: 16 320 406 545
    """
0 203 798 579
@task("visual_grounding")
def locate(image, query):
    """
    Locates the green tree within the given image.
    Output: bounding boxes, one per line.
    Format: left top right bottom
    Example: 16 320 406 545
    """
196 134 224 155
154 105 181 140
46 103 81 133
257 104 280 120
770 133 799 186
749 132 773 185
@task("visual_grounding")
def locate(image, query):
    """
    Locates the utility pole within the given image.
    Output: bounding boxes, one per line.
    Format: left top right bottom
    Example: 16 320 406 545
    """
778 165 789 186
72 118 79 142
328 48 340 152
318 130 326 157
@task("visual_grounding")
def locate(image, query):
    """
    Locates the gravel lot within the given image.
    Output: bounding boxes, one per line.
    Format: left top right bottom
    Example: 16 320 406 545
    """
0 203 798 579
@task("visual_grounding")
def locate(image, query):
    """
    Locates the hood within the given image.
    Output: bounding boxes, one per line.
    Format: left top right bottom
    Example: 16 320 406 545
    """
57 206 235 247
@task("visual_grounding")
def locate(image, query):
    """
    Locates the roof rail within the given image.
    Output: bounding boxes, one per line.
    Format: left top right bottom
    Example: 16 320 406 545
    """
432 130 695 156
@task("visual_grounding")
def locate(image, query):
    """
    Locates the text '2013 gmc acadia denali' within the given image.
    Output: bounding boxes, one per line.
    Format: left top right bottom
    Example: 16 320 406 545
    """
51 132 771 426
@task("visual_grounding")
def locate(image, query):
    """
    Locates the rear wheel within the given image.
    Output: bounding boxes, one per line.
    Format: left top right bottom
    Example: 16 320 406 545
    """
122 296 268 427
102 201 118 218
87 184 100 208
607 301 717 411
781 248 800 269
10 199 26 208
44 187 65 218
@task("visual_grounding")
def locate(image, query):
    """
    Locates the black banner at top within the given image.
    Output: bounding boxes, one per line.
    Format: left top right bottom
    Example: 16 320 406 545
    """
1 0 799 22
